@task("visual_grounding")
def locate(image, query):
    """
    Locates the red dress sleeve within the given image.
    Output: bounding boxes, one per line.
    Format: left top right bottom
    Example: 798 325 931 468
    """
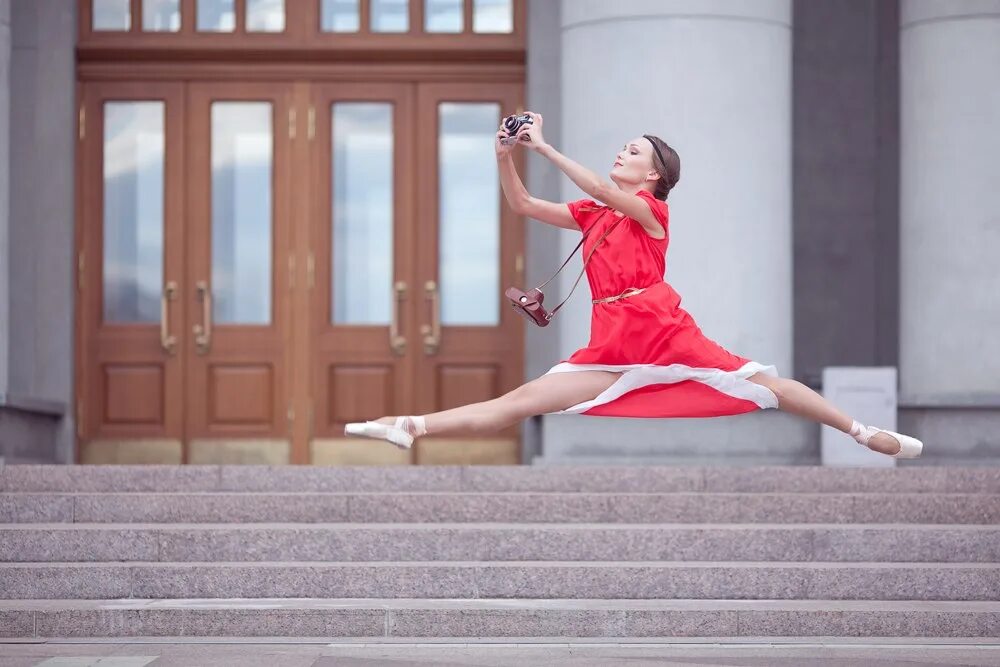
635 189 669 232
566 199 606 234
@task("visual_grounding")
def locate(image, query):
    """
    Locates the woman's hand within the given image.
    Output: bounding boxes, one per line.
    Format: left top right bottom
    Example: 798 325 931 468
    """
495 129 517 160
515 111 548 151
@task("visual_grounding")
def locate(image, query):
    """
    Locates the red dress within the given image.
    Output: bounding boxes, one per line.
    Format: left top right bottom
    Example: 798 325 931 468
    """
545 189 779 418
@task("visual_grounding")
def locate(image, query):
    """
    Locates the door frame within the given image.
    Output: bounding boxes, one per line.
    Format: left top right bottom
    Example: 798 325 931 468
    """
306 83 419 461
183 82 296 462
76 80 187 460
75 70 526 465
413 82 526 424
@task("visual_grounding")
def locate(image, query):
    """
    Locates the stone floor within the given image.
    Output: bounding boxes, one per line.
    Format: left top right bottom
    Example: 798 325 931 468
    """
1 640 999 667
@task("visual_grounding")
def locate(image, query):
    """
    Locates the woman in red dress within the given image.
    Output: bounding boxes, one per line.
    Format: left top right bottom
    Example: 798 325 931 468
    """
347 112 922 459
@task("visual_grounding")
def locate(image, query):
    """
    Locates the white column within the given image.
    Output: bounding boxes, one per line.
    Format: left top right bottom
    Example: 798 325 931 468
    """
556 0 792 375
900 0 1000 399
0 0 11 398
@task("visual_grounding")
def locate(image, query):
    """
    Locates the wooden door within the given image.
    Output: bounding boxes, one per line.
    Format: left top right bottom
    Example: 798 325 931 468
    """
305 81 525 464
77 78 525 465
77 81 187 463
412 82 525 462
183 82 294 463
307 83 418 463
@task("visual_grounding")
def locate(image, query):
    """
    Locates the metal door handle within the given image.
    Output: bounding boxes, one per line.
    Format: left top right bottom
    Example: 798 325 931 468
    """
193 280 213 355
390 281 407 356
160 281 178 355
420 280 441 355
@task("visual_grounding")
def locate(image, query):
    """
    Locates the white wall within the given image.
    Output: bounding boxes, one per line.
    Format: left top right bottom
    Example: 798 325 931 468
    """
533 0 806 464
0 0 10 399
899 0 1000 400
555 0 793 376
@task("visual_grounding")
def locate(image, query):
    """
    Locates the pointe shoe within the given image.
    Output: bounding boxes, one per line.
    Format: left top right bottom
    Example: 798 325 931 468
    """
851 422 923 459
344 417 414 450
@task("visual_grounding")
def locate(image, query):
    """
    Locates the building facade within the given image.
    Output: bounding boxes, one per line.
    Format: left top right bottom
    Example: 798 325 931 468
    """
0 0 998 466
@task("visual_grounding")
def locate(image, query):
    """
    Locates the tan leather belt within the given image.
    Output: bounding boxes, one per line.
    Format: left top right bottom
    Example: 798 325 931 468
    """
592 287 647 304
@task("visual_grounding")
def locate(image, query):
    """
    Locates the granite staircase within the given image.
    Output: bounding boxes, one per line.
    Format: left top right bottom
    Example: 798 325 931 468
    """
0 464 998 640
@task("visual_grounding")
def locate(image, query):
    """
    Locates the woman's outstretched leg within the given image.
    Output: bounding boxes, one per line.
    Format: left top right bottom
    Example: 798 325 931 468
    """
347 370 621 446
746 372 917 456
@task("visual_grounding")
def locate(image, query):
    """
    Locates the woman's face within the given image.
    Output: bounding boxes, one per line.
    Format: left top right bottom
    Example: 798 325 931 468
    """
610 136 657 188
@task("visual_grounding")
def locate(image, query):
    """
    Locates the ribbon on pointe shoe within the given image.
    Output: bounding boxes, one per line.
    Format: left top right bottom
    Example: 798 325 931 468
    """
344 418 414 449
850 421 923 459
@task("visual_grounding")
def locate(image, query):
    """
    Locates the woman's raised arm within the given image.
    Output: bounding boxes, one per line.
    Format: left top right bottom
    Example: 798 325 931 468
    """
496 130 576 230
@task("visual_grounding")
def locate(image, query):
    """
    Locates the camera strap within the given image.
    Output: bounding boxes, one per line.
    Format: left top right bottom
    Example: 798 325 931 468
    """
537 210 622 317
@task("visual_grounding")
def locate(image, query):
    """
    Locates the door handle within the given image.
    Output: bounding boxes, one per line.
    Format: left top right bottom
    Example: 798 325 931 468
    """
389 281 407 356
420 280 441 356
160 281 178 355
193 280 213 355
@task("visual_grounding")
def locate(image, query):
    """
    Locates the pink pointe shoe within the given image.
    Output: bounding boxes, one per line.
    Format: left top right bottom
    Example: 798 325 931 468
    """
344 417 416 450
850 421 923 459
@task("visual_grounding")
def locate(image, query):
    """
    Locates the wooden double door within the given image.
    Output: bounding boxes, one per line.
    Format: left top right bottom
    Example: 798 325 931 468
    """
76 79 525 464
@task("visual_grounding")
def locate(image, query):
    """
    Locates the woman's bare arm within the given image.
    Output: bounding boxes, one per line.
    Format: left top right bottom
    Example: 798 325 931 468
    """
535 143 663 239
515 113 664 239
497 145 576 231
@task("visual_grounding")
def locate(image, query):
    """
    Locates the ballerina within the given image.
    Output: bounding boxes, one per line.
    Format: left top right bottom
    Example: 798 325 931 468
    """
346 111 922 460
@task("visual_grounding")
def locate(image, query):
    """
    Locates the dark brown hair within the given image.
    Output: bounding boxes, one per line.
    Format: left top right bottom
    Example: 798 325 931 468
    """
643 135 681 200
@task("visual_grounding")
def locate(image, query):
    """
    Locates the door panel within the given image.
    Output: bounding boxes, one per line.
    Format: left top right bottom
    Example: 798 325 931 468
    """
185 83 293 444
79 82 186 444
309 83 417 445
414 83 524 434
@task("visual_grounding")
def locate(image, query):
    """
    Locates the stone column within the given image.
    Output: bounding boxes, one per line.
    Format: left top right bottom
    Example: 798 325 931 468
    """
557 0 792 375
0 0 10 398
538 0 798 464
900 0 1000 399
898 0 1000 462
1 0 75 463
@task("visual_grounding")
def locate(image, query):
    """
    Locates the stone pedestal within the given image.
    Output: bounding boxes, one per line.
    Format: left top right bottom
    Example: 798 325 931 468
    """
821 367 897 468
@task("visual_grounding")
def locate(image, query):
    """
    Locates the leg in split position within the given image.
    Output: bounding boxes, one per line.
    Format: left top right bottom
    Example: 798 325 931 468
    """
346 369 922 458
745 373 921 458
346 370 621 449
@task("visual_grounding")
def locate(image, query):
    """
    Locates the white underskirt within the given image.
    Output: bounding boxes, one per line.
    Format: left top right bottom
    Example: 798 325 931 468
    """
543 360 780 415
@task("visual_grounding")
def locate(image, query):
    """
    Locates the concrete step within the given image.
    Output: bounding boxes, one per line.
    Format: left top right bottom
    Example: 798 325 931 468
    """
1 598 998 638
2 523 997 563
2 465 998 494
3 492 998 524
2 561 997 601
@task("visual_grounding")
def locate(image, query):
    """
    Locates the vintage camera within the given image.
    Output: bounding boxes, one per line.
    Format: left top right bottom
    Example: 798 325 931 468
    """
500 113 533 145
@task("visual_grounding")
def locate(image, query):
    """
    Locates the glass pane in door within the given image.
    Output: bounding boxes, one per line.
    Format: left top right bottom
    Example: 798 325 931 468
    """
371 0 409 32
246 0 285 32
425 0 462 33
211 102 273 325
473 0 512 33
143 0 181 31
102 102 165 323
438 103 500 326
93 0 131 30
331 103 394 325
197 0 235 31
321 0 360 32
